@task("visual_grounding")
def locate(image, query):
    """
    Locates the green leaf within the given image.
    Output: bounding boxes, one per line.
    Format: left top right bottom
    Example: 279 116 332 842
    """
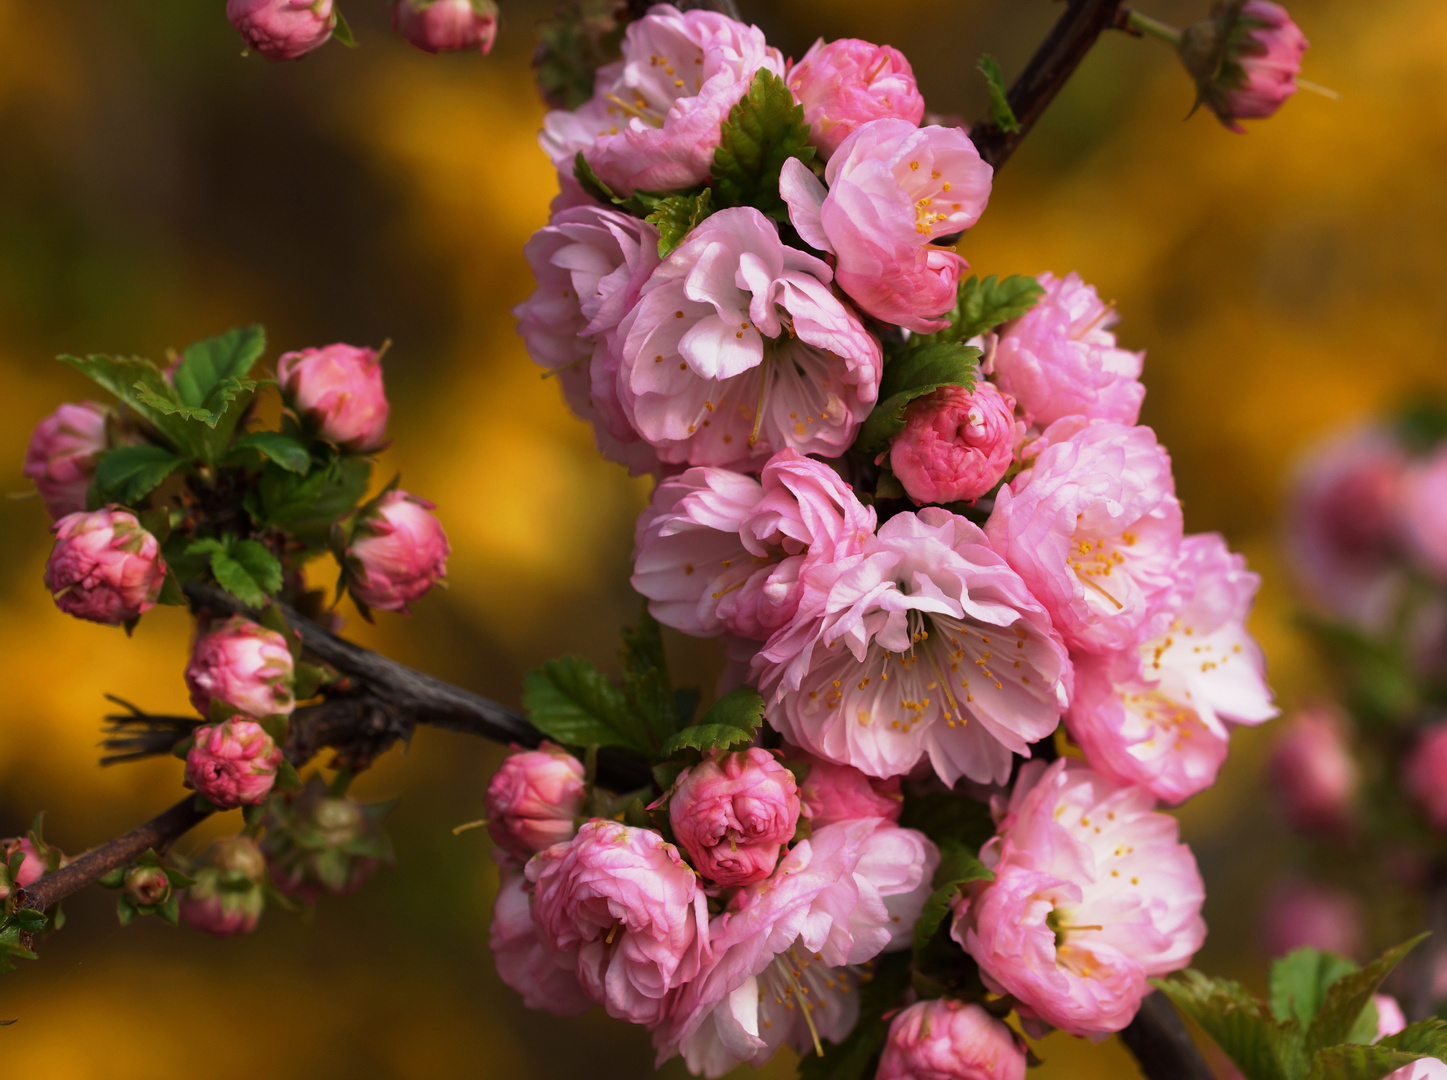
188 537 282 608
977 55 1020 134
57 353 205 458
133 376 256 430
853 343 981 459
254 454 371 529
658 688 764 756
912 840 992 954
1306 935 1428 1056
914 275 1047 348
573 151 618 203
274 759 302 792
229 431 310 474
797 951 913 1080
522 657 653 753
621 610 677 746
1382 1018 1447 1060
331 7 356 47
293 662 327 702
170 325 265 408
1154 970 1302 1080
659 723 757 756
90 445 183 507
1303 1045 1429 1080
646 189 713 258
11 910 45 934
711 68 815 219
1269 948 1360 1028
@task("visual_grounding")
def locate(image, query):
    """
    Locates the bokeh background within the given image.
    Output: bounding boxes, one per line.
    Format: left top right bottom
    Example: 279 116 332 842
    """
1 0 1444 1076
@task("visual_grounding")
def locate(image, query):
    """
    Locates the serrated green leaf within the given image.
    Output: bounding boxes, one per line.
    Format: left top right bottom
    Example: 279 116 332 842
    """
90 444 183 507
57 353 206 458
646 189 713 258
133 376 256 430
1303 1044 1428 1080
659 723 757 756
522 657 652 753
229 431 310 474
209 549 266 606
1269 948 1360 1028
192 537 281 608
853 343 981 458
912 840 992 954
1155 970 1301 1080
914 274 1047 348
171 325 265 409
697 686 765 731
255 453 371 529
977 55 1020 134
1306 935 1428 1056
712 68 815 219
230 539 283 594
1382 1018 1447 1060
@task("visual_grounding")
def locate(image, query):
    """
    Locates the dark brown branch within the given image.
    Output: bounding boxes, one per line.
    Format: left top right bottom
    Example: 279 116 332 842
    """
969 0 1130 170
1119 991 1216 1080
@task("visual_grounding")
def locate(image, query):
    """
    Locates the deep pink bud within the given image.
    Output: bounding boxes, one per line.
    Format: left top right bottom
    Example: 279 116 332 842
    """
346 490 450 612
185 616 296 720
227 0 337 61
1185 0 1308 133
877 998 1027 1080
184 719 284 810
124 865 172 908
1259 879 1364 958
23 401 109 520
485 744 587 860
1405 722 1447 830
794 754 902 828
180 837 267 937
1268 709 1357 833
0 838 52 894
275 343 390 451
392 0 497 54
44 507 167 625
669 748 799 886
890 382 1019 505
786 38 926 159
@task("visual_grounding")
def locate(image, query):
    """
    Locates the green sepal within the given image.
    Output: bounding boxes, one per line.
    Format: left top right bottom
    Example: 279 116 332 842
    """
652 762 686 792
711 68 815 220
331 8 357 47
194 793 221 813
853 343 981 459
242 803 267 830
156 894 180 927
256 713 289 745
292 662 327 702
98 867 127 889
162 866 195 890
977 54 1020 133
274 759 303 793
116 896 137 927
646 189 713 258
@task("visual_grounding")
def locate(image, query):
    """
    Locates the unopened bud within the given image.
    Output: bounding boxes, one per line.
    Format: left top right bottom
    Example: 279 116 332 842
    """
44 507 167 626
23 401 110 520
346 490 450 613
392 0 498 55
184 719 284 810
123 865 172 908
275 343 390 451
227 0 337 62
1180 0 1308 133
185 616 296 720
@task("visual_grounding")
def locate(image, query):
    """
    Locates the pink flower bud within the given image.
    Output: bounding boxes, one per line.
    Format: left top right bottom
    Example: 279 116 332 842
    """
123 865 172 907
1403 446 1447 582
669 748 799 886
1374 994 1407 1042
1259 879 1364 958
786 38 925 159
1268 709 1357 833
392 0 497 54
1405 722 1447 830
185 616 296 720
486 744 586 860
227 0 337 61
794 754 902 829
890 382 1019 505
23 401 109 520
262 777 391 902
180 837 267 937
1185 0 1308 133
1 838 52 892
184 719 284 810
275 343 390 452
877 998 1027 1080
44 507 167 625
346 490 450 612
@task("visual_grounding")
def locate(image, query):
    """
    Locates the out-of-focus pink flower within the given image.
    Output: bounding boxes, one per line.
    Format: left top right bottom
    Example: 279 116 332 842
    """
1403 446 1447 581
527 821 707 1027
490 869 593 1015
184 719 284 810
785 39 925 159
780 120 992 332
986 418 1182 655
1383 1060 1447 1080
185 616 296 720
45 507 167 625
991 272 1145 429
24 402 110 520
1191 1 1308 133
0 838 53 892
1374 994 1407 1042
276 343 390 452
877 998 1027 1080
669 749 800 887
758 508 1070 785
953 760 1206 1038
632 449 876 639
180 837 267 937
655 818 936 1074
1286 425 1406 630
1259 879 1364 958
1066 533 1277 804
226 0 336 61
548 6 784 195
1269 708 1358 833
1405 722 1447 830
793 753 902 828
485 745 587 861
515 205 662 474
616 208 882 468
346 491 449 612
890 382 1020 506
392 0 497 54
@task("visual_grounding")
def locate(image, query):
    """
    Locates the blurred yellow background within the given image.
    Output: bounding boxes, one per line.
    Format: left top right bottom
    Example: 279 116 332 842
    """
0 0 1444 1076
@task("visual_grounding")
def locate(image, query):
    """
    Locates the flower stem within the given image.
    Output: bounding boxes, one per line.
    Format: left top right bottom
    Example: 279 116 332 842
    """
1126 9 1184 48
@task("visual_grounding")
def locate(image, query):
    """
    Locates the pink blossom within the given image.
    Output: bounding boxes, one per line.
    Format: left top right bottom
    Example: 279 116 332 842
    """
1269 708 1358 833
1197 1 1308 133
616 208 882 467
44 507 167 625
515 204 662 474
1405 722 1447 830
877 998 1027 1080
24 401 109 520
1384 1061 1447 1080
1375 995 1407 1042
1403 446 1447 581
490 868 594 1015
655 818 936 1073
953 760 1206 1037
184 719 284 810
226 0 335 61
1066 533 1276 803
0 838 51 892
758 508 1070 785
1259 879 1363 958
1286 425 1406 630
891 382 1021 506
985 418 1182 655
549 6 784 195
793 753 902 828
669 749 800 886
185 616 296 720
780 120 992 332
346 490 450 612
392 0 497 54
485 744 587 860
990 272 1145 428
526 821 707 1026
275 343 390 452
785 39 926 158
631 449 875 639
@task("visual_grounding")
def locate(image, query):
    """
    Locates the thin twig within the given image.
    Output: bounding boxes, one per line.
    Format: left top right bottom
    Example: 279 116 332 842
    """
1119 990 1216 1080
